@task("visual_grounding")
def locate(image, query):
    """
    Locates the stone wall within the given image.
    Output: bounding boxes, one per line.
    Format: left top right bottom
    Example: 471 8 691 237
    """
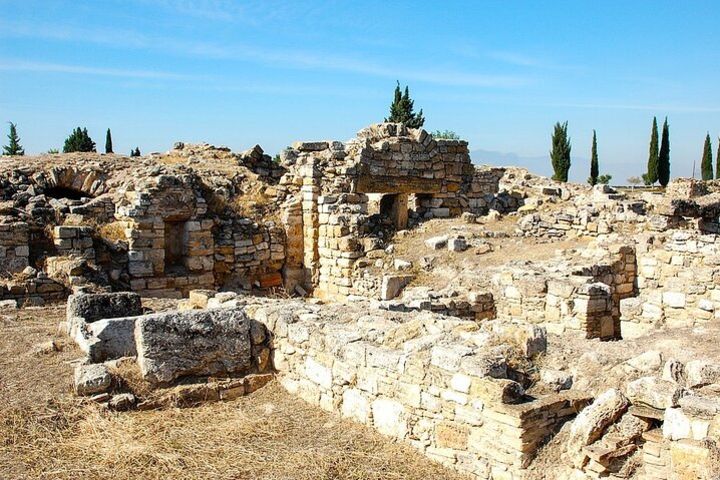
0 221 29 274
491 243 637 340
242 299 591 480
622 231 720 333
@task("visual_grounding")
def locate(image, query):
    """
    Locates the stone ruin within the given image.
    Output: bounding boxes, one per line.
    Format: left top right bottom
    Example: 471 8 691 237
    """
2 123 720 479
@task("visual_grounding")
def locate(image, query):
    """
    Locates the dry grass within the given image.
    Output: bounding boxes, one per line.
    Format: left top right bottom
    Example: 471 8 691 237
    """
98 221 127 243
0 305 468 480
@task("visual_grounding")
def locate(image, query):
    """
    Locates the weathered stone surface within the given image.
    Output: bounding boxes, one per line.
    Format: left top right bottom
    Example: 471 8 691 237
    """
424 235 448 250
566 389 629 456
686 360 720 388
66 292 142 323
380 274 413 300
109 393 137 411
74 363 112 395
626 376 685 410
86 316 139 361
134 308 255 385
371 398 407 438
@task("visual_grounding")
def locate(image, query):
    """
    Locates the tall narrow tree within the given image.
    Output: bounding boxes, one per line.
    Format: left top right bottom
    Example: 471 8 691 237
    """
658 117 671 187
588 130 599 185
701 133 713 180
105 129 113 154
643 117 659 185
2 122 24 156
716 137 720 180
550 121 571 182
385 81 425 128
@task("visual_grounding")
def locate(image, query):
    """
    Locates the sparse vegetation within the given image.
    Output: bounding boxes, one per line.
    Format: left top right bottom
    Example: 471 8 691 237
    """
431 130 460 140
47 148 59 154
130 147 141 157
550 121 571 182
2 122 24 156
627 176 642 188
63 127 96 153
597 174 612 184
385 81 425 128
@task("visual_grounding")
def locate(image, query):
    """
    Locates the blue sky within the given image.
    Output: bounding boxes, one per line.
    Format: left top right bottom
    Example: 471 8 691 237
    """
1 0 719 182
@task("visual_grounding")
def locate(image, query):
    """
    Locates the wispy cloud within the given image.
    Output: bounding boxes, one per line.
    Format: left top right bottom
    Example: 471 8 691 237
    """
0 59 200 80
0 21 531 88
544 101 720 113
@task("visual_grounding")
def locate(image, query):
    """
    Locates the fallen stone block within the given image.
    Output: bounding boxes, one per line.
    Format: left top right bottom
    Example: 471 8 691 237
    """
424 235 448 250
134 308 259 385
74 363 112 396
380 274 413 300
566 389 629 458
686 360 720 388
109 393 136 411
86 316 139 362
66 292 142 323
470 377 524 404
447 237 468 252
626 376 685 410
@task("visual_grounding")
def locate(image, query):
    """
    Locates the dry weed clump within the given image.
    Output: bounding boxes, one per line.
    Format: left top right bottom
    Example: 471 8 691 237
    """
98 221 128 243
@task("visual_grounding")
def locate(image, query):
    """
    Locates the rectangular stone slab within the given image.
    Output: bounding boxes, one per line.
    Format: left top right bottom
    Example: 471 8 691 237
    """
135 308 253 385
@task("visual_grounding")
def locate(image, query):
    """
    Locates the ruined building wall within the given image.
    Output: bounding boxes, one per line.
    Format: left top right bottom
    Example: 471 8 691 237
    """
246 300 591 480
622 231 720 333
282 123 519 300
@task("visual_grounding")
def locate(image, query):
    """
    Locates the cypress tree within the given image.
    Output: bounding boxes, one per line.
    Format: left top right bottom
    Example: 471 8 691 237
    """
550 121 571 182
588 130 599 185
105 129 113 154
643 117 659 185
130 147 141 157
716 137 720 180
2 122 25 156
385 81 425 128
658 117 671 187
63 127 96 153
701 133 713 180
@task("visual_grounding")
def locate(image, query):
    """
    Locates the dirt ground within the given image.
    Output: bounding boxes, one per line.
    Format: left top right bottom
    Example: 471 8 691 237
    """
390 216 589 291
0 305 467 480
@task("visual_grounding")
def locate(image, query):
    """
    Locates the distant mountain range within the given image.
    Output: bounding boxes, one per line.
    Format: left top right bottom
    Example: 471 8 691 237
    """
470 149 589 183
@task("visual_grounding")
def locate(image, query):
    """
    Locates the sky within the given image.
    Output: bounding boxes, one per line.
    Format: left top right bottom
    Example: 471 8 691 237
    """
1 0 719 183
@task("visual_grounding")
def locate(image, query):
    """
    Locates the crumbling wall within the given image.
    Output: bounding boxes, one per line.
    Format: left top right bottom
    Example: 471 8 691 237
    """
245 300 590 480
622 231 720 333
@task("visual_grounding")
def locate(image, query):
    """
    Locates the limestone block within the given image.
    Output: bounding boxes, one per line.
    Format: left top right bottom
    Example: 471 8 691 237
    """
86 316 139 361
380 274 413 300
66 292 142 323
662 291 686 308
566 389 628 458
342 388 370 423
685 360 720 388
305 357 333 389
135 308 255 385
74 364 112 396
425 235 449 250
626 350 664 373
626 376 685 410
372 398 408 439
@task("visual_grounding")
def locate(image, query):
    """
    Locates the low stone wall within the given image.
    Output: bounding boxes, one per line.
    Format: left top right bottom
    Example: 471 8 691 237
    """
0 221 29 274
491 243 636 340
0 275 66 306
623 231 720 332
53 226 95 259
243 300 590 479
